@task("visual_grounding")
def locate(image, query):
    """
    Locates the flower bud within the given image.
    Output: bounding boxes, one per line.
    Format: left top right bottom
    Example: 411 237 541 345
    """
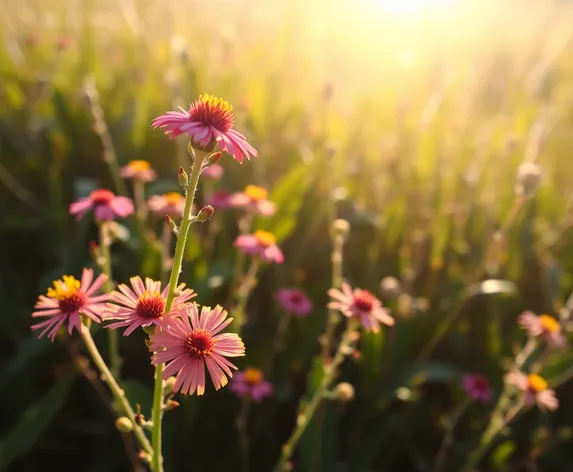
178 166 189 187
515 162 542 198
164 400 180 411
115 417 133 433
166 215 178 234
380 276 401 297
196 205 215 222
206 151 223 167
331 219 350 240
138 451 152 464
164 376 177 393
134 413 145 426
334 382 355 402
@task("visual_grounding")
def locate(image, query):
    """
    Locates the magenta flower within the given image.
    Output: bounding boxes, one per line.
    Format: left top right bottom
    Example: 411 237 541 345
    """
461 373 492 404
328 282 394 332
103 276 196 336
234 230 284 264
228 185 276 216
518 311 566 349
150 304 245 395
31 269 109 341
506 371 558 411
208 190 232 209
201 163 224 180
120 160 157 182
276 288 313 317
147 192 186 217
69 189 134 221
151 94 257 163
230 368 273 402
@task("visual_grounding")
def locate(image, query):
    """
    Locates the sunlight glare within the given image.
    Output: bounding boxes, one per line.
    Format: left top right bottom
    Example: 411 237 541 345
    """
366 0 455 16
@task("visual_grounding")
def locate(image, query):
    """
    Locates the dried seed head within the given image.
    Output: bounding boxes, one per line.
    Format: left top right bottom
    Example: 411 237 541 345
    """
516 162 542 198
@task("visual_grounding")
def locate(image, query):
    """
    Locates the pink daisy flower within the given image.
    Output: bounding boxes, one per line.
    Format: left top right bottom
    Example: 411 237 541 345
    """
461 373 492 404
228 185 276 216
120 160 157 182
207 190 232 209
150 304 245 395
201 163 224 180
147 192 186 217
506 371 558 411
234 230 284 264
103 276 196 336
328 282 394 332
31 268 109 341
518 311 566 349
69 188 134 221
151 94 257 163
230 367 273 402
276 288 313 317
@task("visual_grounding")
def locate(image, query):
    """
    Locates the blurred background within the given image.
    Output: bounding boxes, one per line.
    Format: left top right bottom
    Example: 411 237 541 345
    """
2 0 573 470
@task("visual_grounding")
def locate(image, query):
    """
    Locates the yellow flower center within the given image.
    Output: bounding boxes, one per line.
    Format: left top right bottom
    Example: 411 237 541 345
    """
47 275 81 300
527 374 548 392
127 160 151 172
539 314 560 333
244 368 263 385
254 230 276 247
199 93 233 114
164 192 184 206
244 185 268 201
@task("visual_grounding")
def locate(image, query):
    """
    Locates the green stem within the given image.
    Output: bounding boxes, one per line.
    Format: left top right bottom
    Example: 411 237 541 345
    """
432 397 471 472
232 257 261 332
80 322 152 455
274 322 358 472
99 223 121 379
150 149 206 472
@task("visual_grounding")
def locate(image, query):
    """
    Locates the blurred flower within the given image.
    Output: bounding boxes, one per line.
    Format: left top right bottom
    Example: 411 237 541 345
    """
207 190 232 209
120 160 157 182
31 269 109 341
103 276 195 335
379 276 401 297
150 304 245 395
506 371 558 411
151 94 257 163
276 288 313 316
518 311 566 349
147 192 186 217
230 367 273 402
234 230 284 264
328 282 394 332
515 162 542 198
229 185 276 216
56 35 72 51
69 188 134 221
201 163 224 180
461 373 492 404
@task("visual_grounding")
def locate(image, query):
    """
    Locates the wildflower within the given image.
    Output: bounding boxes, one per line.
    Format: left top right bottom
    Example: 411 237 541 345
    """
229 185 276 216
328 282 394 332
230 367 273 402
69 188 134 221
31 268 109 341
150 304 245 395
518 311 566 348
207 190 232 209
276 288 313 316
461 373 492 404
201 163 224 180
103 276 196 336
506 371 558 411
147 192 186 217
120 160 157 182
151 94 257 163
234 230 284 264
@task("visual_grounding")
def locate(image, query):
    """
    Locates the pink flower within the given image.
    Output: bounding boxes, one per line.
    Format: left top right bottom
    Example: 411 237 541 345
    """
461 373 492 404
120 160 157 182
147 192 186 217
151 94 257 163
328 282 394 332
150 304 245 395
31 269 109 341
201 163 224 180
207 190 232 209
518 311 566 349
276 288 313 316
228 185 276 216
506 371 558 411
230 368 273 402
103 276 196 336
234 230 284 264
69 188 134 221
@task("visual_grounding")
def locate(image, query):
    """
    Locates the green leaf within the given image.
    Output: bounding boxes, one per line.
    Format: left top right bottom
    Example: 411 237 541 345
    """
0 375 74 470
491 440 515 469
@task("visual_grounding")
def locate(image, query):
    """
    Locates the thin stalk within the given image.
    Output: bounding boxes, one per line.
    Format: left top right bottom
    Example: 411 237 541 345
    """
80 322 152 455
263 312 292 374
160 219 173 285
150 150 206 472
432 397 471 472
133 178 148 226
232 257 261 332
236 397 252 472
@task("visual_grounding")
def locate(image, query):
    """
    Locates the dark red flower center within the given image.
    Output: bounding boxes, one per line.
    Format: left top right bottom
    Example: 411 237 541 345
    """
188 94 234 133
186 329 215 359
472 376 489 392
289 291 305 305
353 290 376 312
58 292 87 314
90 189 115 206
135 291 165 319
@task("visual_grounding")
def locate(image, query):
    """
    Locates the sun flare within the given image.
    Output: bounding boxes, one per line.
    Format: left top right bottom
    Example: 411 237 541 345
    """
366 0 454 16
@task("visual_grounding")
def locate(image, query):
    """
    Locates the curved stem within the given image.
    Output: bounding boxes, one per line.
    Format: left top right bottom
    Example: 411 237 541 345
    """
80 323 152 455
232 257 261 331
150 150 206 472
